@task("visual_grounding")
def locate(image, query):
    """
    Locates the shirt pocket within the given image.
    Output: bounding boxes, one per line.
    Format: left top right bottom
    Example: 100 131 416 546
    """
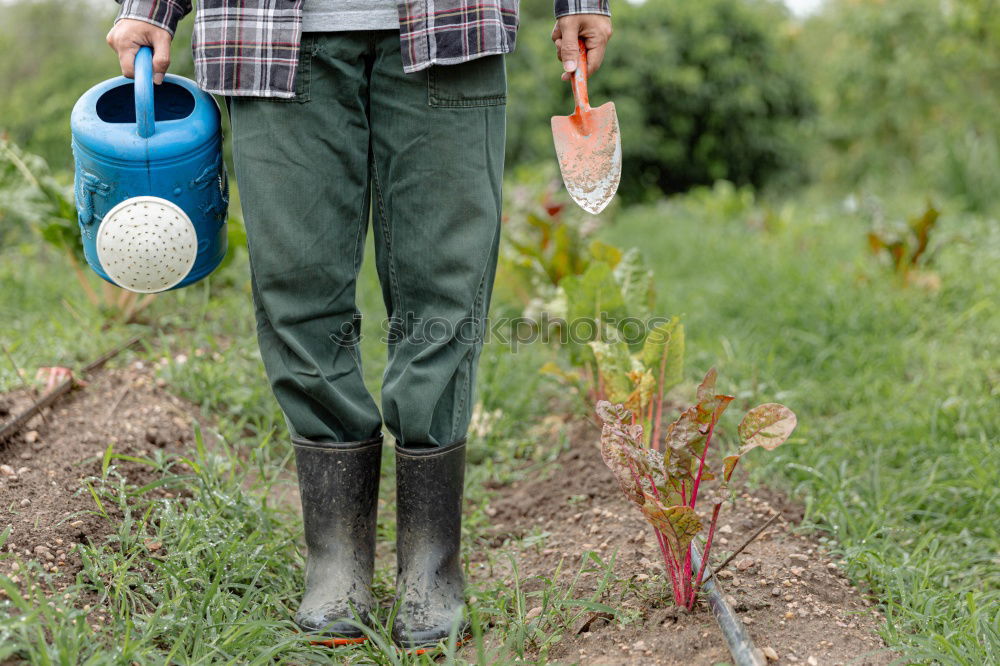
427 55 507 108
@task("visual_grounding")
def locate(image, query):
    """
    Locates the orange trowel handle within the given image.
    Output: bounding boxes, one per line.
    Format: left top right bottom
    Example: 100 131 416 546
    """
569 38 591 115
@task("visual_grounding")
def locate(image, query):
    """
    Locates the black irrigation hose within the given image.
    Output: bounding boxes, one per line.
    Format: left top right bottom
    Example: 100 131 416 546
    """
691 543 766 666
0 335 142 444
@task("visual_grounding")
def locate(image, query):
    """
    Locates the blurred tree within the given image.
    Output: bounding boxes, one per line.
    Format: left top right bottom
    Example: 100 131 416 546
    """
2 0 813 203
0 0 194 173
506 0 815 201
800 0 1000 212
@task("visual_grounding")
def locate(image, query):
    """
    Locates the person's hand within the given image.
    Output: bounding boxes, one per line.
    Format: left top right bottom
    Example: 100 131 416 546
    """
106 19 173 84
551 14 613 81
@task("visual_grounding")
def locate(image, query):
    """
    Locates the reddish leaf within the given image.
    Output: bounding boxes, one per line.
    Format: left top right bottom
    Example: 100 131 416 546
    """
738 403 797 453
640 503 702 557
722 454 740 482
597 401 652 506
696 367 718 404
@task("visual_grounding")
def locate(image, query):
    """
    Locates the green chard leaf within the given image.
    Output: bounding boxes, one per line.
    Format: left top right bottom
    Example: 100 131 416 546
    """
640 318 684 392
588 239 623 268
613 248 656 323
590 339 637 405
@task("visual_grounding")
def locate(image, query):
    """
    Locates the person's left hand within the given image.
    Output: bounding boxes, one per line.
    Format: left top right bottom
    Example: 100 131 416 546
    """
552 14 613 81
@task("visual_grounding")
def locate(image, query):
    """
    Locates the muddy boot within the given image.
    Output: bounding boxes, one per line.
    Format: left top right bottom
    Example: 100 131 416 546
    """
392 439 469 648
293 434 382 639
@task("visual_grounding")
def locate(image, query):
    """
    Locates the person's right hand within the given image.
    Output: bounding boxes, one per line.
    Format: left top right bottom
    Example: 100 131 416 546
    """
106 19 173 85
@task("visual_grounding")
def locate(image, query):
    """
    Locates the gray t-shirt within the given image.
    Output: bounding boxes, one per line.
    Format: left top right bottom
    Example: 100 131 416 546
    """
302 0 400 32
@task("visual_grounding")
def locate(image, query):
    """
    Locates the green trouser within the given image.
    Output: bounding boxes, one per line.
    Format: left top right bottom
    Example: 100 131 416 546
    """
229 31 506 447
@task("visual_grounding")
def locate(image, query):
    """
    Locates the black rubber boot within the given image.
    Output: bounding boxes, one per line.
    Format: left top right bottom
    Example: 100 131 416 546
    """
392 439 470 648
292 434 382 639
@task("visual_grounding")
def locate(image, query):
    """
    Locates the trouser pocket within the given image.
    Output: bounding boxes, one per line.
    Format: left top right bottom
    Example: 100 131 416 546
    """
427 54 507 108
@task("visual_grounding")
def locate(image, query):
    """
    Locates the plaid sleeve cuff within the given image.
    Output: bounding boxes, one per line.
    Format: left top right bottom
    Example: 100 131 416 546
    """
554 0 611 18
114 0 192 35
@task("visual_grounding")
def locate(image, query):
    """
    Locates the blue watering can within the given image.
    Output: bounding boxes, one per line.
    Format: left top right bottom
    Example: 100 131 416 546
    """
71 46 228 293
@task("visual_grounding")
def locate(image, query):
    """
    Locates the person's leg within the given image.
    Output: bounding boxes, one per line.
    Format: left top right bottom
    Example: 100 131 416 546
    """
229 32 383 638
369 40 506 449
368 31 506 647
230 32 380 445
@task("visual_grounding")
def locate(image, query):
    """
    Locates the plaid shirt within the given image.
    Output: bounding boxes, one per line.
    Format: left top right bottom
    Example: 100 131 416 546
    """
114 0 610 98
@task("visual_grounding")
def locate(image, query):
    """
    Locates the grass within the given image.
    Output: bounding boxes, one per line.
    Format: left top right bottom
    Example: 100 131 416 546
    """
0 231 604 664
609 191 999 664
1 183 997 663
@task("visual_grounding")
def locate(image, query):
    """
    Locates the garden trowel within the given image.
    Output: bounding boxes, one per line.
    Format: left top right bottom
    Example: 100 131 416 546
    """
551 39 621 214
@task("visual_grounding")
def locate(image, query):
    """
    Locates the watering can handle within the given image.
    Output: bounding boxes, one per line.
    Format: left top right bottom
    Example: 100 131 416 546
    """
134 46 155 138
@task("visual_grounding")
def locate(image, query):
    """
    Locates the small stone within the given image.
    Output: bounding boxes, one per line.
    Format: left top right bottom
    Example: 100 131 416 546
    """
716 569 734 579
632 640 647 651
807 657 818 666
69 520 85 528
19 499 30 507
0 464 15 477
785 611 795 619
763 646 778 661
635 574 649 582
16 467 29 475
789 553 808 562
19 451 32 460
718 524 733 534
736 558 755 571
525 606 542 621
24 431 39 443
790 566 805 576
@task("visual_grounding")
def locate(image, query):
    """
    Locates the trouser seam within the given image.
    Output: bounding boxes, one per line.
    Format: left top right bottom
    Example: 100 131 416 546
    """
344 173 372 374
450 214 499 442
370 157 403 321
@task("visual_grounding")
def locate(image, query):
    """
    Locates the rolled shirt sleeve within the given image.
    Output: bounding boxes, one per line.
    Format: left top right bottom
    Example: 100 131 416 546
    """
553 0 611 18
114 0 193 35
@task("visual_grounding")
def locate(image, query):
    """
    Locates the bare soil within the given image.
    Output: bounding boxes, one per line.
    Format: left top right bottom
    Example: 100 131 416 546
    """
470 422 896 665
2 369 896 665
0 365 197 595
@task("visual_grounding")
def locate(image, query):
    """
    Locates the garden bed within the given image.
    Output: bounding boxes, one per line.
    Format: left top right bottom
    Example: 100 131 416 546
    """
0 365 198 597
1 364 895 664
471 422 894 665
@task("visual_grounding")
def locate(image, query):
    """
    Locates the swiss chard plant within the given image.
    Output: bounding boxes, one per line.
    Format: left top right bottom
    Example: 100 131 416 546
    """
596 369 797 609
866 200 943 288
